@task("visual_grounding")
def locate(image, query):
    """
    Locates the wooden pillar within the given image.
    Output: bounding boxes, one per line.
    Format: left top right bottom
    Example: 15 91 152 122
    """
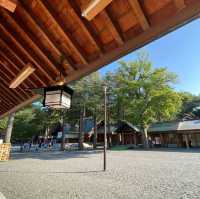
5 112 15 143
176 134 180 148
122 133 124 145
108 134 112 147
192 134 198 147
160 134 164 147
119 133 122 145
134 134 137 145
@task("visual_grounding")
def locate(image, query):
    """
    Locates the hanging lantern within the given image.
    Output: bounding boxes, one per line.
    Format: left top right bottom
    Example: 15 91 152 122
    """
43 85 73 109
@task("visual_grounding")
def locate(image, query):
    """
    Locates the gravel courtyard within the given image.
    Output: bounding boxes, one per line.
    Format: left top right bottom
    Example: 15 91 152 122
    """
0 149 200 199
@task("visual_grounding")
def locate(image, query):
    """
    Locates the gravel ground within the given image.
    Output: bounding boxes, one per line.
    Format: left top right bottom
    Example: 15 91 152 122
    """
0 149 200 199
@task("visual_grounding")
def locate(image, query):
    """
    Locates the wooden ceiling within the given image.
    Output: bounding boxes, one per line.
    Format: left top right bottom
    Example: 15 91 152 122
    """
0 0 200 118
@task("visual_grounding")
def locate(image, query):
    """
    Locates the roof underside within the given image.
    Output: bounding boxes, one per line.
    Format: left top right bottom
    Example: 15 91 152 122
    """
0 0 200 118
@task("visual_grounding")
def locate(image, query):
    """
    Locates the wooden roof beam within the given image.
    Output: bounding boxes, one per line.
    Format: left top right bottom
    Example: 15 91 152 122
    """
0 20 53 84
0 83 27 106
174 0 185 10
128 0 150 30
0 94 40 119
0 76 27 102
38 0 88 65
0 83 23 104
19 1 75 73
82 0 113 21
0 103 10 113
63 0 200 84
9 63 35 89
103 10 124 45
0 94 13 109
68 0 103 55
0 39 44 88
0 0 17 12
0 103 11 114
0 90 16 106
0 49 37 89
0 62 31 98
3 10 62 78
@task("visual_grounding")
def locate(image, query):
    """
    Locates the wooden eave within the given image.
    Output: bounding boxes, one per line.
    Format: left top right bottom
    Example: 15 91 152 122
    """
0 0 200 118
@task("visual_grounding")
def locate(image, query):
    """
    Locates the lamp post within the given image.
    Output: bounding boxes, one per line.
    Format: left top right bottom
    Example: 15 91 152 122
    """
103 85 107 171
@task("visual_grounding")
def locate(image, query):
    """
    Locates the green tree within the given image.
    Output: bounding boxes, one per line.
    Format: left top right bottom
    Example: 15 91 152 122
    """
70 71 103 149
0 117 8 132
11 106 36 141
178 92 200 119
113 52 182 147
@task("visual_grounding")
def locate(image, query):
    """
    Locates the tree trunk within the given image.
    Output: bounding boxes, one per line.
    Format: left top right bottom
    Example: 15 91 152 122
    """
142 126 149 148
93 113 97 149
44 126 49 142
5 112 15 143
60 112 65 151
184 134 190 149
79 106 85 150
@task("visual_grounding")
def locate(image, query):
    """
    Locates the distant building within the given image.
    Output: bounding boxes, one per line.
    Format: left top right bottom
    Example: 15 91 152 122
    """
114 120 141 145
89 120 141 146
59 117 94 143
148 120 200 148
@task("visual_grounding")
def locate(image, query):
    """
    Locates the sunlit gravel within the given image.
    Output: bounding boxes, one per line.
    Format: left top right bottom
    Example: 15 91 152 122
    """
0 149 200 199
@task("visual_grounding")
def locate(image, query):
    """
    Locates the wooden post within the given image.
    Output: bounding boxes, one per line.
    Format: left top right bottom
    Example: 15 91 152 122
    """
134 134 137 145
103 85 107 171
160 134 163 147
122 133 124 145
5 112 15 143
108 135 112 147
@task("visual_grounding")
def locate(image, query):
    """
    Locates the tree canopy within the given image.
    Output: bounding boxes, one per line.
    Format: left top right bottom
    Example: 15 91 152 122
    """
1 51 197 143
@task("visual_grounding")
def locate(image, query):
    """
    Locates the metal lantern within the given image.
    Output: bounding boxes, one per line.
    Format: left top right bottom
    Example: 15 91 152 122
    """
43 85 73 109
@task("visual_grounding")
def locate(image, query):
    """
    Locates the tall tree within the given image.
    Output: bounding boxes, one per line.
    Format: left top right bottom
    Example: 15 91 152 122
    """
70 71 103 149
113 52 182 147
178 92 200 119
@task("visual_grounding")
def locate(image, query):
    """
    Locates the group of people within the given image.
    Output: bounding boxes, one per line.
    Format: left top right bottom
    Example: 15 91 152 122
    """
21 139 57 152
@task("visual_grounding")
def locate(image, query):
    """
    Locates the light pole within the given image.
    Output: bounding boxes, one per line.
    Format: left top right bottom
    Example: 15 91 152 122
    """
103 85 107 171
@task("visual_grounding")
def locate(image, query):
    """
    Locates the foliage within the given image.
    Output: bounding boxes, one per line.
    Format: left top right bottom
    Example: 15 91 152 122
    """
0 117 8 131
10 105 61 141
12 106 36 140
178 92 200 119
69 71 104 123
111 52 182 128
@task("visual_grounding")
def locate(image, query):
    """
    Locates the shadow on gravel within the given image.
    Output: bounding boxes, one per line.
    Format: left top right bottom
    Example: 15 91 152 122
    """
127 148 200 154
10 150 103 161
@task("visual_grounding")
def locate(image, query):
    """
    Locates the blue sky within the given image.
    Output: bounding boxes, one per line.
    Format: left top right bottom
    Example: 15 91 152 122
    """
100 18 200 95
